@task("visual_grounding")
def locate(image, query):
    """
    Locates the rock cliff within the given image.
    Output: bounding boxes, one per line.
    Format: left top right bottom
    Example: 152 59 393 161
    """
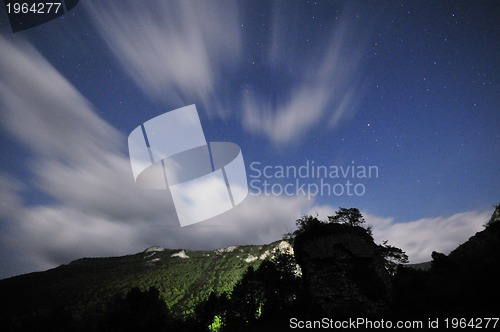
294 223 390 317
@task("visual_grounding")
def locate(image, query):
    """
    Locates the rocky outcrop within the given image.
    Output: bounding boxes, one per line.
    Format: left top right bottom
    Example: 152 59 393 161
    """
294 223 390 317
393 204 500 317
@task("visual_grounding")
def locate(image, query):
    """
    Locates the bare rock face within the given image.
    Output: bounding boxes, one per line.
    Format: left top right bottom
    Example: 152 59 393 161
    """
294 224 391 317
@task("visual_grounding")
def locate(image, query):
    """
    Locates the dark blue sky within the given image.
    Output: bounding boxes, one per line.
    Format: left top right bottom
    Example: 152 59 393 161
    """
0 1 498 278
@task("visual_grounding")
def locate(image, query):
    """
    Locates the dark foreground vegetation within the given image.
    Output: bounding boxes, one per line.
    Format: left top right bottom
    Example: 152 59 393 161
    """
1 204 499 331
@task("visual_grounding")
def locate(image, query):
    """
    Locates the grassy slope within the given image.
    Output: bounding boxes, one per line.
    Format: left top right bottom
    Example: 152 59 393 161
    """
0 242 284 320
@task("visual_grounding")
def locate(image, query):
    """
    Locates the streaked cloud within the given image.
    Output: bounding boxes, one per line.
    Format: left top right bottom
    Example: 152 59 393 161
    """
0 35 312 278
313 205 490 263
0 35 165 221
0 36 173 277
0 36 120 161
1 177 313 277
242 4 368 145
0 175 24 220
85 1 368 145
367 210 490 263
84 0 241 116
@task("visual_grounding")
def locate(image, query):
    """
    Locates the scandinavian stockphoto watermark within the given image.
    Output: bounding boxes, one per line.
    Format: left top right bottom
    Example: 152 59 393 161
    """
128 105 248 227
249 160 378 200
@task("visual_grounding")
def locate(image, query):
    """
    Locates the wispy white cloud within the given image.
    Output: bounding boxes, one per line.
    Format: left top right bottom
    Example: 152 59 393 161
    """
1 179 313 277
155 194 313 251
367 210 490 263
242 4 369 145
312 205 490 263
85 1 368 145
0 35 166 222
0 36 156 275
84 0 241 116
0 36 120 161
0 35 313 278
0 175 24 220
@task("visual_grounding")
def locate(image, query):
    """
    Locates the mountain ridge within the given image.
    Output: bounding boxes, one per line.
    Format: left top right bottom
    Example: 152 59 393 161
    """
0 240 293 321
1 205 499 331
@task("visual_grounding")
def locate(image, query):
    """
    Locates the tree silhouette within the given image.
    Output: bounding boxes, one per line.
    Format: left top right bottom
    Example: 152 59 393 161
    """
207 248 301 331
103 287 171 332
378 240 409 275
292 214 323 236
223 266 264 330
195 291 230 331
328 207 366 227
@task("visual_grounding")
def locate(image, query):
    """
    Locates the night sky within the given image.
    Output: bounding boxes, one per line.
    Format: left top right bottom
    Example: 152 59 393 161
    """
0 1 498 279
